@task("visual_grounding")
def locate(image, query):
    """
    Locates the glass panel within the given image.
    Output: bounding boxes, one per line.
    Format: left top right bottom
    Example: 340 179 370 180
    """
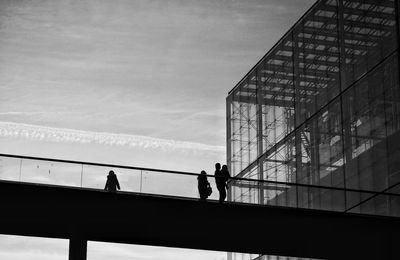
342 0 397 88
265 181 297 208
230 165 259 204
19 159 82 187
88 241 227 260
229 73 258 176
259 32 295 152
295 0 341 126
342 54 398 196
0 156 22 181
82 165 142 192
297 100 344 189
140 170 198 198
0 235 68 260
346 192 393 216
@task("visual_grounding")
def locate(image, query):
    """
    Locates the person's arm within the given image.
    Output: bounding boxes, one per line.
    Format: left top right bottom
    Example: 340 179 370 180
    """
104 179 108 190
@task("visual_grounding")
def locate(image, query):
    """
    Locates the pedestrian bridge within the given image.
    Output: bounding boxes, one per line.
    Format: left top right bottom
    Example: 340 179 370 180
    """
0 154 399 260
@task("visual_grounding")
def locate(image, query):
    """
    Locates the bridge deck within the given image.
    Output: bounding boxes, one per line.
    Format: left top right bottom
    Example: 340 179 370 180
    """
0 180 399 259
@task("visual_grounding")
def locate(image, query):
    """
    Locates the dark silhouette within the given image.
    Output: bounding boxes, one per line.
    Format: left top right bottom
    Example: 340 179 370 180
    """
197 170 211 201
104 170 120 192
221 164 230 191
215 163 229 202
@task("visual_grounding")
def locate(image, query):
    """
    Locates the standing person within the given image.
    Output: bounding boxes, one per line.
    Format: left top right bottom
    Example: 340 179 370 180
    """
221 164 231 193
104 170 120 192
197 170 211 201
214 163 227 203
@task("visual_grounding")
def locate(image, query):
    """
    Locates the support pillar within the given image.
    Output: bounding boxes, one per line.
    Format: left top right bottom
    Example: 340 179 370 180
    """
226 94 233 202
338 0 351 210
256 68 264 204
69 237 87 260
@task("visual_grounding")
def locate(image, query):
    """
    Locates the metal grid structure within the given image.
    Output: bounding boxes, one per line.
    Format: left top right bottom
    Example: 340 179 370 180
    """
227 0 400 218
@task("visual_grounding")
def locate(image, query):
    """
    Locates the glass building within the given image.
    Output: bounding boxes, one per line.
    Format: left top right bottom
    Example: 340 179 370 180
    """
227 0 400 258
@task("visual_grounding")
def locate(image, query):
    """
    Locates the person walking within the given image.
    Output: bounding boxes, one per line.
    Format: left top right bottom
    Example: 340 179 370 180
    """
198 170 211 201
104 170 120 192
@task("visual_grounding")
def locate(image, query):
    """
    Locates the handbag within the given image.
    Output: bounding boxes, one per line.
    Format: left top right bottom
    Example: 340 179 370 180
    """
206 183 212 196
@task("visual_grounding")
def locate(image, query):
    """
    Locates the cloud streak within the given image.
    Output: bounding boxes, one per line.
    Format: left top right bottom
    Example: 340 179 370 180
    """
0 121 224 154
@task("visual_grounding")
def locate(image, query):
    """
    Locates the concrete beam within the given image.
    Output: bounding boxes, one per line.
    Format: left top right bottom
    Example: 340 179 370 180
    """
0 181 399 259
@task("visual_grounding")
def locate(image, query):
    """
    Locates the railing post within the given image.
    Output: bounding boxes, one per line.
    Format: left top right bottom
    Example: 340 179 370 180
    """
69 236 87 260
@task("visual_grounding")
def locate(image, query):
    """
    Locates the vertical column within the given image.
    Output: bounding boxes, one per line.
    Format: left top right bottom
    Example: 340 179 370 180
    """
309 123 320 184
396 0 400 59
256 68 264 204
337 0 350 211
226 94 232 202
390 0 400 216
292 30 302 208
69 237 87 260
226 95 232 174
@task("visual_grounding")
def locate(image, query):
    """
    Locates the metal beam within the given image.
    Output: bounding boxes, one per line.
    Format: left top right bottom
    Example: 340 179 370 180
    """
261 71 334 84
280 44 340 59
308 15 395 32
231 94 295 108
322 3 395 21
260 65 338 78
272 54 340 67
229 181 290 192
297 36 377 51
341 0 395 9
241 83 311 99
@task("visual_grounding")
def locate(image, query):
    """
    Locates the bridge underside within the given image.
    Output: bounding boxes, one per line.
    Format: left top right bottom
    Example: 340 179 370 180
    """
0 180 399 259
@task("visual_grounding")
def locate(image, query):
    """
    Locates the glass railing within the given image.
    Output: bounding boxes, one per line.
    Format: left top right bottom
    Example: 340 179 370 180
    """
229 177 400 216
0 154 219 200
0 153 399 217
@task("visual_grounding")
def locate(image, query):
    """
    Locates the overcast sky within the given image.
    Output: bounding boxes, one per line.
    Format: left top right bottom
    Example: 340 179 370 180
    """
0 0 315 259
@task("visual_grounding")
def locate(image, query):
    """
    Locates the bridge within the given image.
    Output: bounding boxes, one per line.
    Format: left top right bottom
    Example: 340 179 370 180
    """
0 154 399 260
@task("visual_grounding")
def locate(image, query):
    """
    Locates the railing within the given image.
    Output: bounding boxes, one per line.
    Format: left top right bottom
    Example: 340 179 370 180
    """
0 153 399 216
0 153 210 199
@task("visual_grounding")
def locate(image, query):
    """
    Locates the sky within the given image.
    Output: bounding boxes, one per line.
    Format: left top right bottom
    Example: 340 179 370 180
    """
0 0 315 259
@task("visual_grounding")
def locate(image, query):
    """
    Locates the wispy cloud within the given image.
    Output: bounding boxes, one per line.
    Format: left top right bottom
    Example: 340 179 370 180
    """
0 121 224 154
0 112 77 116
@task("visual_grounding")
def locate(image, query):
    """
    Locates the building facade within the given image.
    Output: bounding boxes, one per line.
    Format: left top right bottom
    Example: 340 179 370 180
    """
226 0 400 258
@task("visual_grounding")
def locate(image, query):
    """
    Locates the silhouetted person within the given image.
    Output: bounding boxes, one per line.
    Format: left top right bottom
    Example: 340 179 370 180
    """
215 163 228 202
198 170 211 201
104 170 120 192
221 164 230 191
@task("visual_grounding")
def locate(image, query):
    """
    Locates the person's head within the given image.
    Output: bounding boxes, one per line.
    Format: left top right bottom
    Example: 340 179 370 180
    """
215 163 221 170
222 165 228 171
109 170 115 175
200 170 206 175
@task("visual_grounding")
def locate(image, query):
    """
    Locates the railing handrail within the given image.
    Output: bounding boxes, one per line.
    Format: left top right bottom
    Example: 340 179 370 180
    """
0 153 399 198
0 153 197 176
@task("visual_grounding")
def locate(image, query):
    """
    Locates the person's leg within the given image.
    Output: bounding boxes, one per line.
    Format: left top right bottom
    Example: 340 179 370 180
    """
200 192 207 201
221 188 226 202
217 187 223 202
